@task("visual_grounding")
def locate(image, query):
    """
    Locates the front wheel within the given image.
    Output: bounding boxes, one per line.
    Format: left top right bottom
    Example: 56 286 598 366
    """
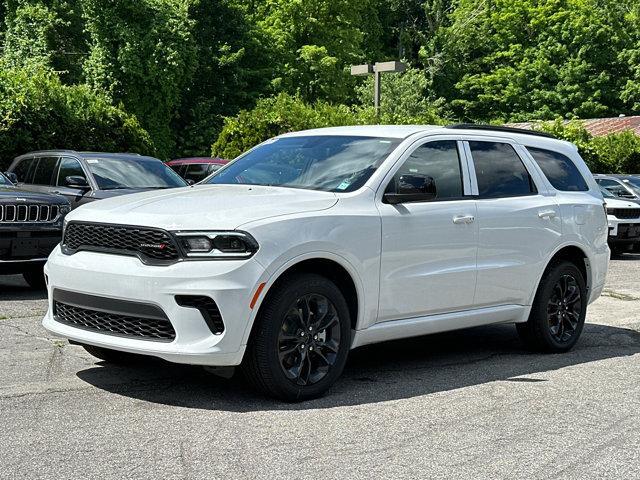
517 261 587 352
242 273 351 401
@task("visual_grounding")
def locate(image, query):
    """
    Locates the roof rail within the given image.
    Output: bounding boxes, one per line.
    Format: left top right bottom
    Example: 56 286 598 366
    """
445 123 556 139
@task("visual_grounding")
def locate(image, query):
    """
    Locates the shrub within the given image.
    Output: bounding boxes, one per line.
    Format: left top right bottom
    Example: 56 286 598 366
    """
0 66 154 169
211 93 362 159
212 92 446 159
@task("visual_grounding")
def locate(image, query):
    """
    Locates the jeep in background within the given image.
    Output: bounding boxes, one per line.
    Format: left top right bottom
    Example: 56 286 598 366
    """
8 151 188 209
0 171 70 288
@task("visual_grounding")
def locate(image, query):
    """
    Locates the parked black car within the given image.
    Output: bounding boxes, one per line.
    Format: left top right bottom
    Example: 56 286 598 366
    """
8 151 188 209
0 172 70 288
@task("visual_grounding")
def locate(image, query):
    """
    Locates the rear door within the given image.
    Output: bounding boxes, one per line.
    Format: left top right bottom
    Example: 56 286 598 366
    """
467 139 562 307
24 156 59 195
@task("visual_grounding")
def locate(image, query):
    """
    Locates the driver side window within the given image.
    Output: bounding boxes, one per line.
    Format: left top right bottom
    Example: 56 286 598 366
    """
387 140 463 200
57 157 85 186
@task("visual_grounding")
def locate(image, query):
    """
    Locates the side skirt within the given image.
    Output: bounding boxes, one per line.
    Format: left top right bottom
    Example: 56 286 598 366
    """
351 304 529 349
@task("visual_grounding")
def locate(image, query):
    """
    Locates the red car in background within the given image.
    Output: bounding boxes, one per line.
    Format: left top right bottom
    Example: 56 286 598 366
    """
166 157 228 184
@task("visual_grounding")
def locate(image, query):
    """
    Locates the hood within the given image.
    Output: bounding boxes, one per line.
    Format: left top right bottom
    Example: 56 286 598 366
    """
0 185 69 205
604 197 639 209
67 184 338 230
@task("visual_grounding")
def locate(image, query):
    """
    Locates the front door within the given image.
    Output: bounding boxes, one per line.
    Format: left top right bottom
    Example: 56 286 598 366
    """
377 139 478 323
53 157 92 208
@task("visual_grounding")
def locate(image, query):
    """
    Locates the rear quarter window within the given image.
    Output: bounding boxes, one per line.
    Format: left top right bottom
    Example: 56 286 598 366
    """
527 147 588 192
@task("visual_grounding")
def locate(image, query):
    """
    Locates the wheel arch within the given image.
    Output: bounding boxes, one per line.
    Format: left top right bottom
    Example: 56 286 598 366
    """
242 253 365 349
529 244 592 305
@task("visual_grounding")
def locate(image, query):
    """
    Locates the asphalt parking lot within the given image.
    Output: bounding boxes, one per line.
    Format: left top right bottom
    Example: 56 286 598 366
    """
1 258 639 480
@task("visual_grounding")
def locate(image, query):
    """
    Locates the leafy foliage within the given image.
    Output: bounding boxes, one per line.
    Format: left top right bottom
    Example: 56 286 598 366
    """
0 0 639 163
434 0 640 122
0 66 153 169
211 89 446 159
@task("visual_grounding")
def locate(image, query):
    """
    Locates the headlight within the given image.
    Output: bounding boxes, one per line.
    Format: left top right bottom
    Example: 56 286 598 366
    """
173 231 258 259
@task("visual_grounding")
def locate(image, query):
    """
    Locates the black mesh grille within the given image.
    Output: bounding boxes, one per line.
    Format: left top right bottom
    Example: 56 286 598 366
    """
175 295 225 334
63 222 180 262
609 209 640 220
53 301 176 341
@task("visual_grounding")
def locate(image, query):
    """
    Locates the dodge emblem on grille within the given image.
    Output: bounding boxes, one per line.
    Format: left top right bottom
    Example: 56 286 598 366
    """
140 243 167 250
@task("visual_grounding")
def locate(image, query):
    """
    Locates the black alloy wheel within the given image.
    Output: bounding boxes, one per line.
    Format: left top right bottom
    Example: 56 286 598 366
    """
242 273 351 401
547 274 582 343
517 260 587 353
277 293 341 386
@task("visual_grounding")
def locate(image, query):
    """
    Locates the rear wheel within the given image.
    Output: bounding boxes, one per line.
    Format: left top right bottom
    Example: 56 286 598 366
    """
242 273 351 401
517 261 587 352
22 268 46 289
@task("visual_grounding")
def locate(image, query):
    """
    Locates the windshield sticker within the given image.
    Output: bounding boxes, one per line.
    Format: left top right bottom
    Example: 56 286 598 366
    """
336 180 351 190
86 159 99 164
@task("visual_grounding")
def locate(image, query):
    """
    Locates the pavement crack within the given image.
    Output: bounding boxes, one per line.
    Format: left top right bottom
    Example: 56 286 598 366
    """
601 289 640 301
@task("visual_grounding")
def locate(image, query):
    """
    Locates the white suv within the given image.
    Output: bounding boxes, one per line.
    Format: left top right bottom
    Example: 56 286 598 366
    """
42 125 609 401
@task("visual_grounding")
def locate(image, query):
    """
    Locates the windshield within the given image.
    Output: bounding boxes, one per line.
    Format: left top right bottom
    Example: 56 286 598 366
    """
85 157 187 190
600 186 615 198
622 177 640 191
207 136 401 192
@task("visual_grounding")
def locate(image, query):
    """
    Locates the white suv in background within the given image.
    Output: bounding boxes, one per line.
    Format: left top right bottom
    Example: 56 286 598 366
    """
600 187 640 254
42 124 609 401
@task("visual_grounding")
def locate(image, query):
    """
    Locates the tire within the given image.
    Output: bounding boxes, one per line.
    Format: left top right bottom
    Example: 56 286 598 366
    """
517 261 587 353
80 343 146 365
242 273 351 401
22 268 46 289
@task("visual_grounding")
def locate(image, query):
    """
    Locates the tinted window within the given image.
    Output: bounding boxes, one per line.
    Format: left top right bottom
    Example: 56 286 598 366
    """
527 147 588 191
13 158 35 183
57 157 85 186
32 157 58 185
207 136 401 192
184 163 212 183
388 140 463 199
470 141 537 198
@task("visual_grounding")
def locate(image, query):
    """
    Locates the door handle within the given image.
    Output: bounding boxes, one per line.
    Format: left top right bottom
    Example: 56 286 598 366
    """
538 210 557 219
453 214 475 224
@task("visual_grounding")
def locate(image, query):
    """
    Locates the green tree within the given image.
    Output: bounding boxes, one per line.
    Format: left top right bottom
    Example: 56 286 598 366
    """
255 0 384 103
0 65 153 169
171 0 273 157
3 1 88 83
82 0 196 158
434 0 639 121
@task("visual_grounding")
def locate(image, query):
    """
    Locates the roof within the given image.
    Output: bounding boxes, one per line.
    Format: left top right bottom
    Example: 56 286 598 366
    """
278 125 443 139
167 157 227 165
13 150 162 162
509 116 640 137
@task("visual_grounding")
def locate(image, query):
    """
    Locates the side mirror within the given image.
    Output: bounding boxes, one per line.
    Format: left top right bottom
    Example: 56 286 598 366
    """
4 172 17 184
186 178 195 185
65 175 90 190
384 174 437 205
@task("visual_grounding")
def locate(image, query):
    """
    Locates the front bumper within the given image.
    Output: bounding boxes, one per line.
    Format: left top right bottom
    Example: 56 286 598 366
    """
607 216 640 245
0 225 62 273
42 246 265 366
